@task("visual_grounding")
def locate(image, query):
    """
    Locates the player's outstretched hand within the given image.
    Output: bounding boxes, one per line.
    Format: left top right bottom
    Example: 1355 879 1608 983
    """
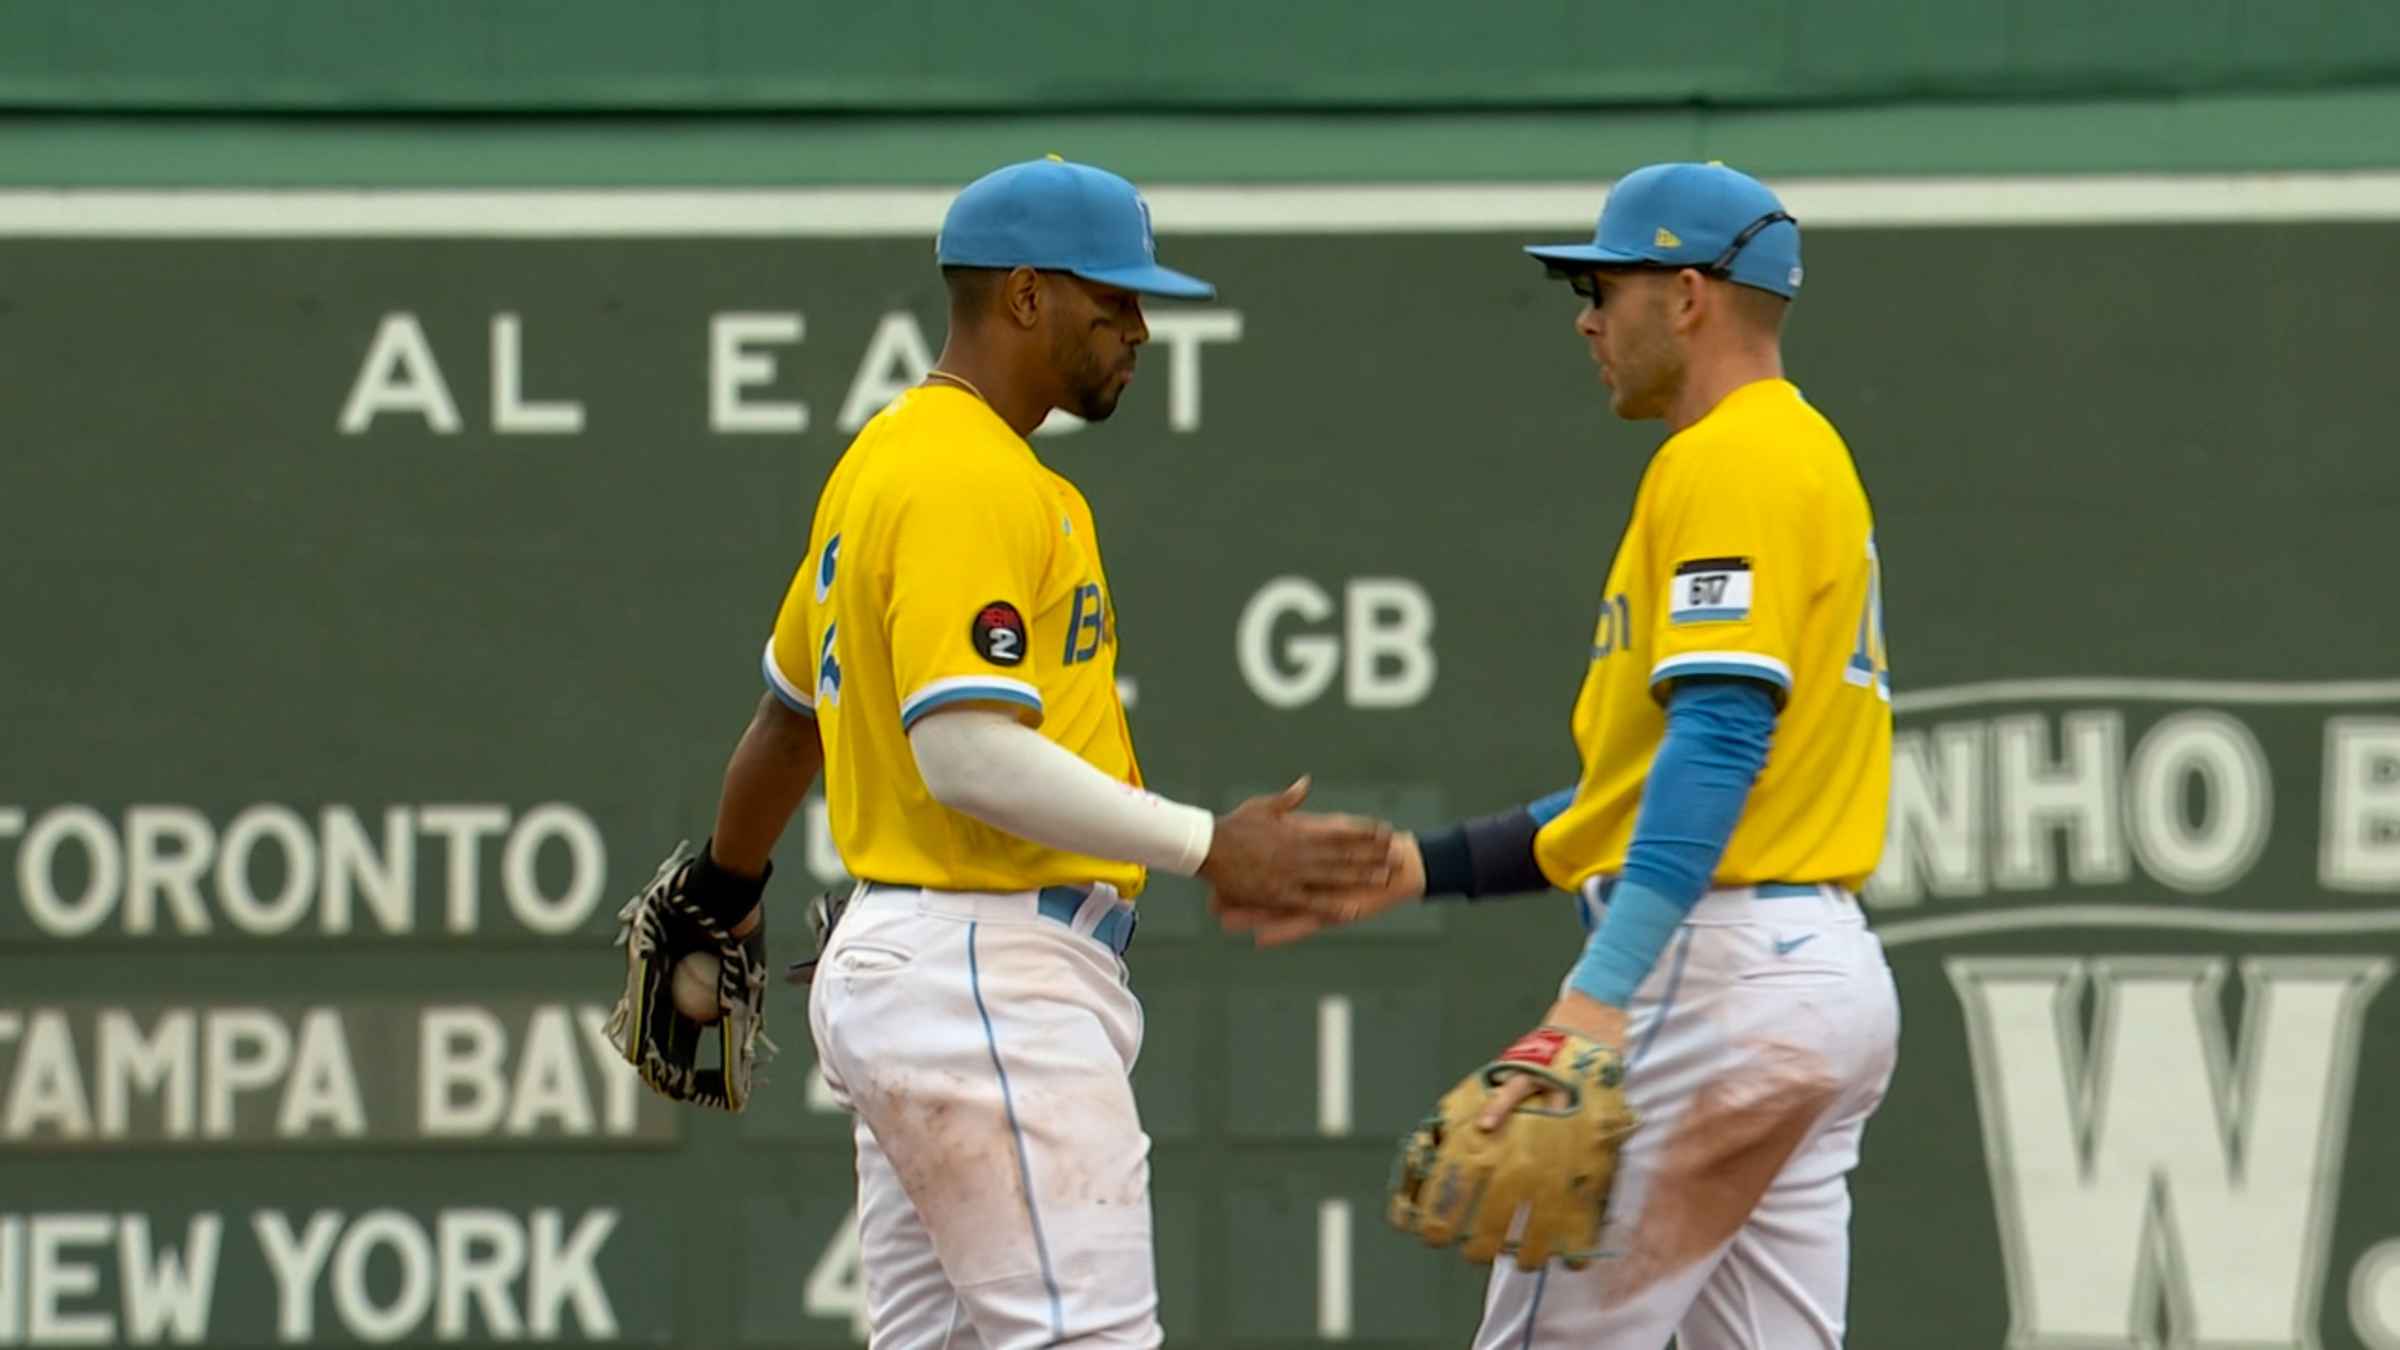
1211 831 1425 946
1199 775 1393 914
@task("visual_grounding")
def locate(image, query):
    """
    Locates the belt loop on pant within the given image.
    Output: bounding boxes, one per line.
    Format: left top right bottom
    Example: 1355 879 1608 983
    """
1036 885 1138 958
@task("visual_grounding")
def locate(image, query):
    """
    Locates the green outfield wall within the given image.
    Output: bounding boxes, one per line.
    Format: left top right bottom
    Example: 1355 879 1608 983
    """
2 190 2397 1347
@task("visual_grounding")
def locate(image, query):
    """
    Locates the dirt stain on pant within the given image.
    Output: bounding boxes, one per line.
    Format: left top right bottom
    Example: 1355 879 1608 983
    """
1008 1077 1149 1211
862 1068 1028 1233
1607 1042 1841 1300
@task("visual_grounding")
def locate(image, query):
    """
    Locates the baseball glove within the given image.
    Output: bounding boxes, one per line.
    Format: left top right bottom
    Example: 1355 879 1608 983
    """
1387 1026 1638 1271
603 839 775 1112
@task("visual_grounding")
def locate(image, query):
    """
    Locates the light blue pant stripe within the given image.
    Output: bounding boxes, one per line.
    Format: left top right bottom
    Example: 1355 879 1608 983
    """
1517 1266 1550 1346
967 922 1066 1338
1629 927 1695 1069
1504 922 1692 1344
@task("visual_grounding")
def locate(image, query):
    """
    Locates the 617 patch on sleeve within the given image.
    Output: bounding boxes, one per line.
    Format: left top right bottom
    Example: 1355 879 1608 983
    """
970 601 1029 666
1668 558 1753 624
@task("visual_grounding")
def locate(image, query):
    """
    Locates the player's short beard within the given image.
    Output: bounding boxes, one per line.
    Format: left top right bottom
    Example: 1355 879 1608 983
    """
1611 309 1682 420
1053 326 1125 423
1613 351 1678 420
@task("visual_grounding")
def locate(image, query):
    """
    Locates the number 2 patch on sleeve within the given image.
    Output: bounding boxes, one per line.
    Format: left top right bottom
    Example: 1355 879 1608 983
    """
970 601 1029 666
1668 557 1754 624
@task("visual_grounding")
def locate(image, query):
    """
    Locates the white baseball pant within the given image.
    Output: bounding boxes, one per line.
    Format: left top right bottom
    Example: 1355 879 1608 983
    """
807 880 1160 1348
1474 880 1902 1349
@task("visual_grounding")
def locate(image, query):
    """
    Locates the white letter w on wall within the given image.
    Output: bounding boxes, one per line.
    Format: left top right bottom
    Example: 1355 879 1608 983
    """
1948 955 2388 1349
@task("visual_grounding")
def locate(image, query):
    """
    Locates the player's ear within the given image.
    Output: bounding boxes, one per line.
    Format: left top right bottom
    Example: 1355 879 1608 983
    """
1669 268 1709 333
1004 266 1043 330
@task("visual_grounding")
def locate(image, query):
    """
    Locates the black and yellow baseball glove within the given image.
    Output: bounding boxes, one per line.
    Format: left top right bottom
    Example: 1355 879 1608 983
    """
603 839 774 1112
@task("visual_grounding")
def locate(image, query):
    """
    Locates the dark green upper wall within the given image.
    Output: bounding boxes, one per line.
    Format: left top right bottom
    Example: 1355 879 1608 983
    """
5 1 2397 186
5 0 2397 113
7 88 2400 187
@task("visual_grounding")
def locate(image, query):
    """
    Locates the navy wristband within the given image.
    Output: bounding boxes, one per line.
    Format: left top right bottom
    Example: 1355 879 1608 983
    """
1417 823 1475 897
693 838 772 926
1419 808 1551 901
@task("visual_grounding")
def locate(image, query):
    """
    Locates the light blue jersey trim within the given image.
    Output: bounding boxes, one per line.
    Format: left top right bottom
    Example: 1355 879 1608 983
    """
899 684 1044 731
1650 653 1793 692
760 642 815 715
1669 605 1750 624
968 923 1067 1339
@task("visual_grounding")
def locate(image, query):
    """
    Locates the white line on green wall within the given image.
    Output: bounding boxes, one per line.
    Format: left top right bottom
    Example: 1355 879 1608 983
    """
1 171 2398 236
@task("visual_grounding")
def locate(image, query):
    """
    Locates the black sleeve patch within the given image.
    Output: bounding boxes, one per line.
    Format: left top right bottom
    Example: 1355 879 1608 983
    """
970 601 1029 667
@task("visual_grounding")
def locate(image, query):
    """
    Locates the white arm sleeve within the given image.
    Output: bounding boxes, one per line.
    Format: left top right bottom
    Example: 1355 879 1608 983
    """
907 708 1215 876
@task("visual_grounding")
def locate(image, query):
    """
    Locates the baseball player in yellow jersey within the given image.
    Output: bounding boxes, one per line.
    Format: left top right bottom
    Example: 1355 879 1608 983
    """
629 157 1390 1348
1216 163 1902 1347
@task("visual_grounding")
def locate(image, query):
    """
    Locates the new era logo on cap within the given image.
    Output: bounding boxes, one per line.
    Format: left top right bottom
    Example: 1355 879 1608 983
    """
1521 161 1804 300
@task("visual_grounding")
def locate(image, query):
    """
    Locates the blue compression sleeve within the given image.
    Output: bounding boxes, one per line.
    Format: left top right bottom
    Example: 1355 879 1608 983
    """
1567 677 1777 1007
1527 786 1576 826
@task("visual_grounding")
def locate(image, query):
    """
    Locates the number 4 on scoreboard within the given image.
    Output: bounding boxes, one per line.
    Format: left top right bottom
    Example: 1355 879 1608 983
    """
804 1207 870 1341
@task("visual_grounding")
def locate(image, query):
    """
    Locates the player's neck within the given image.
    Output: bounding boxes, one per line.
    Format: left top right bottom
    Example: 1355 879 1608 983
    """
926 341 1052 440
1665 348 1785 434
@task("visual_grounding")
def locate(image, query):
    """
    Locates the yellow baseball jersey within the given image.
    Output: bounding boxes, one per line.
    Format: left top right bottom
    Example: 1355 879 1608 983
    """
762 384 1148 898
1534 378 1892 892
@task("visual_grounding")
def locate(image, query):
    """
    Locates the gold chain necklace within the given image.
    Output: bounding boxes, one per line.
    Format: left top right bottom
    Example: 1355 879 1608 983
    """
923 369 990 405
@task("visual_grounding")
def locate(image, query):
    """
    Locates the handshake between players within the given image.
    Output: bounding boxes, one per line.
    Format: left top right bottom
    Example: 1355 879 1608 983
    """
1189 774 1398 916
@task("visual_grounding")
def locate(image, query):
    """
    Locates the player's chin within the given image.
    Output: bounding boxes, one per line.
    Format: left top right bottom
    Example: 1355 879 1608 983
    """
1607 383 1661 419
1070 388 1125 422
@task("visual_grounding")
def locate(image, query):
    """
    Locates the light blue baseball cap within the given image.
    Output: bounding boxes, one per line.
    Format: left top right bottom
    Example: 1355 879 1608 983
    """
1524 162 1803 299
936 156 1216 301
